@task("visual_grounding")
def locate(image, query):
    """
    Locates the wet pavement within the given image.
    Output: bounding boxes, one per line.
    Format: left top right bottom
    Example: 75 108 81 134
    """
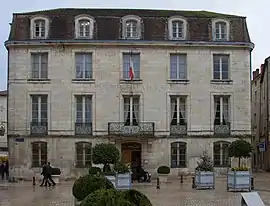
1 174 270 206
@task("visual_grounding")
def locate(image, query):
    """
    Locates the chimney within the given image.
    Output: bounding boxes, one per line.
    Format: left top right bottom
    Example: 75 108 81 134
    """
253 71 257 80
261 64 264 74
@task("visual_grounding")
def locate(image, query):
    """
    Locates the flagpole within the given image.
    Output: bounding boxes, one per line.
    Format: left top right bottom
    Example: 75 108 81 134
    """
130 51 133 96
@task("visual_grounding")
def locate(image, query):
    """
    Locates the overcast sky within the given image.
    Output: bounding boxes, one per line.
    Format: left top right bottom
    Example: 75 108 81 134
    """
0 0 268 90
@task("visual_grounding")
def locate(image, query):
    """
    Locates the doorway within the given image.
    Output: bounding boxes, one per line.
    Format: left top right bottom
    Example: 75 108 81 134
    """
121 142 142 168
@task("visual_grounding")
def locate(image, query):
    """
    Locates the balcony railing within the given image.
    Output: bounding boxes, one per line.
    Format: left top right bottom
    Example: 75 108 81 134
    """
75 122 92 135
30 122 48 135
170 124 187 136
108 122 155 136
214 123 230 135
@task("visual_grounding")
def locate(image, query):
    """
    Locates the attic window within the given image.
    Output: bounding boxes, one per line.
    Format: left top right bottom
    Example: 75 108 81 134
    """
122 15 141 39
75 15 94 39
30 16 49 39
212 19 230 41
168 17 187 40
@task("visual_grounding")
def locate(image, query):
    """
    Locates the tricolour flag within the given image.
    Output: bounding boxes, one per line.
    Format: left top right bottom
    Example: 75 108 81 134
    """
129 57 134 80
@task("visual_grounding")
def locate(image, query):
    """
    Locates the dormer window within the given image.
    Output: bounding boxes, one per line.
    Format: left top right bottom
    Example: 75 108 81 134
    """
122 15 141 39
30 16 49 39
168 17 187 40
212 19 230 41
75 15 94 39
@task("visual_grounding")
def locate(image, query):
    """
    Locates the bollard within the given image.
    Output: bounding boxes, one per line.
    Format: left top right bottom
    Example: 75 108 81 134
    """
192 176 195 188
156 177 160 189
32 176 36 186
180 174 183 183
251 176 254 190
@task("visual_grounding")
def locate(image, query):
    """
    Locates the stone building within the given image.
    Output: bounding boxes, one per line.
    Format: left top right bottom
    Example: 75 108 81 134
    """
0 90 7 156
5 8 254 179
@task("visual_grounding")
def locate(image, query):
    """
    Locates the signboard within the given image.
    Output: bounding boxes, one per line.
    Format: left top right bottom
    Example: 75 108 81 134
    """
15 137 24 142
241 192 265 206
259 141 266 152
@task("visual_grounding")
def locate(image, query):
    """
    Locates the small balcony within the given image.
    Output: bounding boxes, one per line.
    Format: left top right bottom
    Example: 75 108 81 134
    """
108 122 155 136
75 122 92 135
214 123 230 135
170 124 187 136
30 122 48 136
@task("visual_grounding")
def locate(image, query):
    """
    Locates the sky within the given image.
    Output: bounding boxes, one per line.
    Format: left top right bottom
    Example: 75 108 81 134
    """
0 0 268 90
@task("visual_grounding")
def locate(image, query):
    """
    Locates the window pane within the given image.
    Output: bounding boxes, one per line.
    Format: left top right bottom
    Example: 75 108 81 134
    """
170 54 178 79
214 143 221 166
76 96 83 122
85 96 92 123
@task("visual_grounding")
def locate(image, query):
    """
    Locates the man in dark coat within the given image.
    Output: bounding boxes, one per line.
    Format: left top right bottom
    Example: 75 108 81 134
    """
4 160 9 180
0 162 4 180
46 162 56 186
40 162 50 186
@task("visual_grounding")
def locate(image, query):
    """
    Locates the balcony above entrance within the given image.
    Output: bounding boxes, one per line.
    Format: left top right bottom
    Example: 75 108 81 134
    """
108 122 155 136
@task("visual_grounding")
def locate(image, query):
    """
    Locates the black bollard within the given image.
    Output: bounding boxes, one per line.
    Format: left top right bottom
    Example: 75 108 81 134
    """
251 176 254 190
180 174 183 183
192 176 195 188
156 177 160 189
32 176 36 186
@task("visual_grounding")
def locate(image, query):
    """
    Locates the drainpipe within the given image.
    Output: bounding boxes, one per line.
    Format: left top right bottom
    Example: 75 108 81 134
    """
267 60 270 171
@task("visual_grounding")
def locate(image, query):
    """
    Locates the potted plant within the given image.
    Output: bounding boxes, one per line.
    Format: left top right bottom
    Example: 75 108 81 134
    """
157 166 170 183
194 151 215 189
227 139 252 192
92 143 120 187
114 161 132 189
51 168 61 184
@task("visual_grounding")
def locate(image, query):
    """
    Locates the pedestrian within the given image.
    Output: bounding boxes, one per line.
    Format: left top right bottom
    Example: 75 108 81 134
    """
0 162 4 180
4 160 9 180
46 162 56 186
40 162 50 186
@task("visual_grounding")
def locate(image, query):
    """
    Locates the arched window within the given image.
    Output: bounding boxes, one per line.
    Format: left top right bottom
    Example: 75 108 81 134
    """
78 19 90 37
168 16 187 40
212 19 230 41
75 142 92 168
75 15 94 39
171 141 187 168
30 16 49 39
213 141 230 167
171 20 184 39
32 141 47 167
122 15 141 39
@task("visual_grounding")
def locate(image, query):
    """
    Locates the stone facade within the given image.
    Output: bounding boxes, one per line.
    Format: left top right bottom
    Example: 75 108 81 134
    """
0 90 7 156
6 8 253 180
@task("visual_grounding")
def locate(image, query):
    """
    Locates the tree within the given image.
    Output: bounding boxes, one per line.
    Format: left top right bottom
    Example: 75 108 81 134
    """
228 139 252 167
92 143 120 172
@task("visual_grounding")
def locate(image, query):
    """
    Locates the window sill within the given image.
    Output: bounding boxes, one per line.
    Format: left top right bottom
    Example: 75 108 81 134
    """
122 37 141 40
120 79 142 84
72 79 95 84
167 79 190 84
27 79 51 84
75 36 93 39
169 38 186 41
211 79 233 85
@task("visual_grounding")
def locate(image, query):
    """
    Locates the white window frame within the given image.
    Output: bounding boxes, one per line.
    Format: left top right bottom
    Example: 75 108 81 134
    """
170 54 187 80
31 53 48 79
75 95 92 123
170 96 186 125
214 96 230 125
212 19 230 41
76 142 92 167
213 141 230 167
30 16 49 39
75 53 92 79
123 96 140 125
168 16 187 40
31 95 47 123
74 15 94 39
122 15 141 39
213 54 230 80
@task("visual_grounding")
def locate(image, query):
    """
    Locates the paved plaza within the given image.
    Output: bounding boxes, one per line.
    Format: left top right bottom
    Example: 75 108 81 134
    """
1 174 270 206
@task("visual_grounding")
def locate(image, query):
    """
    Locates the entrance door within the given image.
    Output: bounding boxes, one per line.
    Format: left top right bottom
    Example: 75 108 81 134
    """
121 142 142 166
122 150 132 164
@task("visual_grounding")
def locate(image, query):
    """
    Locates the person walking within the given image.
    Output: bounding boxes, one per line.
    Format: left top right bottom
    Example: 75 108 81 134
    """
0 162 4 180
40 162 50 186
46 162 56 186
4 160 9 180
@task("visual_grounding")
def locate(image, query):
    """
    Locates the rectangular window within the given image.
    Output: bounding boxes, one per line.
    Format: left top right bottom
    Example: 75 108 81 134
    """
75 53 92 79
123 53 140 80
76 95 92 123
123 96 140 126
31 53 48 79
170 96 186 125
76 142 92 168
213 55 229 80
171 142 186 168
170 54 187 80
213 142 230 167
214 96 229 125
31 95 48 123
32 142 47 167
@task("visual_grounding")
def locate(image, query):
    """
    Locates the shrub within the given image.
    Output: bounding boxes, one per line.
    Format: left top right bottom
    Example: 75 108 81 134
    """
89 166 102 175
114 162 130 174
157 166 170 174
51 168 61 175
121 189 152 206
72 175 114 201
81 189 134 206
195 151 214 172
92 143 120 172
228 139 252 167
231 167 249 171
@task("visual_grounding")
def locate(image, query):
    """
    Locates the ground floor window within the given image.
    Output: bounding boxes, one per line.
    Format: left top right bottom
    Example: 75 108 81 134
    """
213 141 230 167
75 142 92 168
171 141 186 168
32 141 47 167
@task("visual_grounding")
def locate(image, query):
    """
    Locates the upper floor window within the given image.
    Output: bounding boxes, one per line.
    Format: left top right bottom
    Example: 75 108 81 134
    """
214 96 230 126
213 54 229 80
170 54 187 80
75 53 92 79
123 53 140 80
31 53 48 79
168 17 187 40
212 19 230 41
30 17 49 39
122 15 141 39
75 15 94 39
123 96 140 126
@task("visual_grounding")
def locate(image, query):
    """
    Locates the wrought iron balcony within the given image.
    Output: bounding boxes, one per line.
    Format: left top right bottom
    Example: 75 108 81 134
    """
214 123 230 135
75 122 92 135
30 122 48 135
108 122 155 136
170 124 187 136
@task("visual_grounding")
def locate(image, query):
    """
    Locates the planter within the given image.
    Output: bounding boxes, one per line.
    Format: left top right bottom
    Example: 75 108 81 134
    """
227 170 251 192
105 175 116 188
158 174 168 183
105 173 132 190
195 171 215 189
51 175 60 184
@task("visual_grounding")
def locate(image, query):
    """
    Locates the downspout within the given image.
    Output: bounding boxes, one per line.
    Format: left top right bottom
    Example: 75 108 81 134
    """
267 60 270 171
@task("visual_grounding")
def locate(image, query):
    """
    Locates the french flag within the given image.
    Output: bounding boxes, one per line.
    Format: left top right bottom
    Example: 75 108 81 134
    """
129 57 134 81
